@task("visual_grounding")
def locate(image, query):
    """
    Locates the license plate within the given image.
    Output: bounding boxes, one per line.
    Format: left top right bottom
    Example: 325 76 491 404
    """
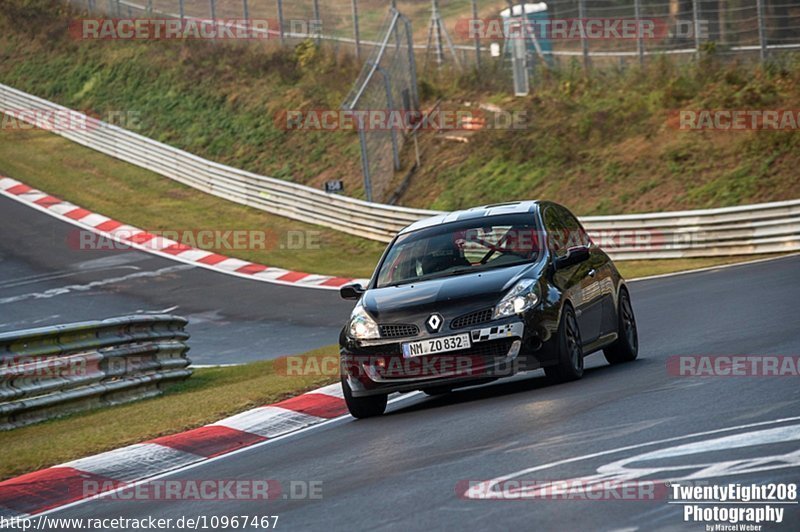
402 334 471 358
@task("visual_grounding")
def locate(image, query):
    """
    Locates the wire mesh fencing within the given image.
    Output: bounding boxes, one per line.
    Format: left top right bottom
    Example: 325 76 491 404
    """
68 1 800 68
342 9 419 203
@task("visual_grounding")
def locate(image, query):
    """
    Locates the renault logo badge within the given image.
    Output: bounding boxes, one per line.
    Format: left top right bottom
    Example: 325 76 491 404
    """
426 313 443 333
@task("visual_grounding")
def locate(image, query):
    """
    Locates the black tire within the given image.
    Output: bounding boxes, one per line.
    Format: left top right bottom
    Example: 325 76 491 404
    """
603 287 639 365
544 304 584 383
341 377 387 419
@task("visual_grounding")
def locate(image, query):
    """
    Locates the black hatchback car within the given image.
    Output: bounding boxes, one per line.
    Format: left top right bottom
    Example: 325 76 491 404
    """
338 201 638 418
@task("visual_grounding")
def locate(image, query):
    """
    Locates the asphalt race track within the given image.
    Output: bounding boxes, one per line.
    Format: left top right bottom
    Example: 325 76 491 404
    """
44 254 800 531
0 195 354 364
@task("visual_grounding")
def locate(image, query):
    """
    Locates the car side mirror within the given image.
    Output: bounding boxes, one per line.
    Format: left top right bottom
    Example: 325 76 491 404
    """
340 283 366 300
555 245 590 270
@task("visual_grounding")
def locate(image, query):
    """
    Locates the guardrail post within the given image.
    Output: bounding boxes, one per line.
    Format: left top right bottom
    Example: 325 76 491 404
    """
756 0 767 62
146 0 152 15
243 0 249 21
351 0 361 60
179 0 185 21
358 128 373 203
277 0 285 44
209 0 216 24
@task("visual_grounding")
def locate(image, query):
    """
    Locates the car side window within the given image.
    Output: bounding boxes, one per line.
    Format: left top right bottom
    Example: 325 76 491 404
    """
543 206 569 258
561 210 593 247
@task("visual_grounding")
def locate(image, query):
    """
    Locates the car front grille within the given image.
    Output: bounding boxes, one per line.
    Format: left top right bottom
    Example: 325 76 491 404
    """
450 308 494 329
379 323 420 338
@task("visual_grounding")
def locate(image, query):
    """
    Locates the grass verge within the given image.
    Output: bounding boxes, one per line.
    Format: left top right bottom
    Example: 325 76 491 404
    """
0 126 788 283
0 127 385 279
0 346 338 481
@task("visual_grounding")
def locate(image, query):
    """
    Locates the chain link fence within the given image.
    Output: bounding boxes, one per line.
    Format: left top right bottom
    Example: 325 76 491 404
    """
443 0 800 69
69 1 800 65
342 9 419 203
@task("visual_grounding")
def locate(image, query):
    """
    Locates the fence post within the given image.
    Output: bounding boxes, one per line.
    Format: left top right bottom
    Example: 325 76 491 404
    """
374 65 401 172
179 0 185 21
578 0 589 71
691 0 701 59
209 0 216 24
756 0 767 61
471 0 482 70
313 0 321 44
634 0 644 66
277 0 285 44
402 16 420 110
352 0 361 60
243 0 249 21
146 0 153 15
358 129 372 202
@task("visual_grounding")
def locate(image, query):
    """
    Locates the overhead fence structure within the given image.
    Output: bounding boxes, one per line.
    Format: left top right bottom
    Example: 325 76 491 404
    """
342 8 419 203
65 0 800 67
0 315 191 430
1 82 799 258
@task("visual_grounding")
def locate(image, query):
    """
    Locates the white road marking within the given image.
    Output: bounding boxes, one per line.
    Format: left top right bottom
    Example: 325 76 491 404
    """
462 416 800 499
0 264 193 304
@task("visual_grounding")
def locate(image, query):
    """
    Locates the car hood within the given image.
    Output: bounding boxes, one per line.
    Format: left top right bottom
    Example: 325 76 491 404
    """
362 261 543 323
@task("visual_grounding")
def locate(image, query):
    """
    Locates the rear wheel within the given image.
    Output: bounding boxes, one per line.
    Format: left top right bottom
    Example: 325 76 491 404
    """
603 287 638 364
341 377 387 419
544 304 584 383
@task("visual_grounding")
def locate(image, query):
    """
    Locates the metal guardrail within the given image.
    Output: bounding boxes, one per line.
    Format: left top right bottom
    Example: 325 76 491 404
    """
0 315 191 430
1 82 799 259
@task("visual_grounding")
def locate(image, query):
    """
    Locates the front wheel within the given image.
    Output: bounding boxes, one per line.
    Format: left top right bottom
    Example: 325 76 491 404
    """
603 287 638 365
544 304 584 383
342 377 387 419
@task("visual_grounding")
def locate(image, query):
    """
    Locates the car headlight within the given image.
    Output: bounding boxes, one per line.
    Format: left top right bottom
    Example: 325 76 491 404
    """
494 279 540 318
348 303 380 340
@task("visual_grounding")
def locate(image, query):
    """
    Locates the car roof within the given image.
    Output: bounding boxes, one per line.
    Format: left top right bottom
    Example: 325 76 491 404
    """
398 201 543 235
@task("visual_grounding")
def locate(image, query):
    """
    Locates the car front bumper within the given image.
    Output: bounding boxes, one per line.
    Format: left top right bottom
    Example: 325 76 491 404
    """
341 319 541 397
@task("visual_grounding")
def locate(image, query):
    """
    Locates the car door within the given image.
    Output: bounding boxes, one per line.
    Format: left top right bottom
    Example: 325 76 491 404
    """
559 207 605 344
544 206 601 345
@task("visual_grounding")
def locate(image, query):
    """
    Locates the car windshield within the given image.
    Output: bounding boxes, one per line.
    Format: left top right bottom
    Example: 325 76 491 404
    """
375 213 544 288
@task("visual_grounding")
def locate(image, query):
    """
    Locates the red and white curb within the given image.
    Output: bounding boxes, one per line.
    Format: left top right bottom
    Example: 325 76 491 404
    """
0 383 348 517
0 177 369 290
